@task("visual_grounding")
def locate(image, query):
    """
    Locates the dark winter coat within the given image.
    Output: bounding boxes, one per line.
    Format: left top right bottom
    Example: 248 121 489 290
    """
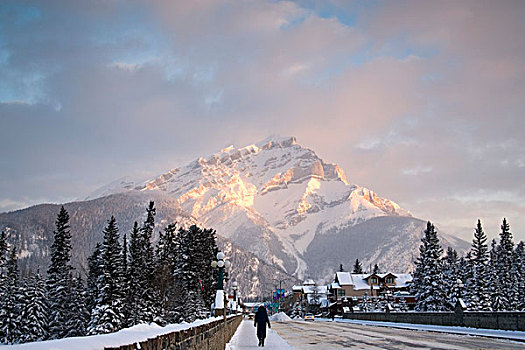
254 306 271 339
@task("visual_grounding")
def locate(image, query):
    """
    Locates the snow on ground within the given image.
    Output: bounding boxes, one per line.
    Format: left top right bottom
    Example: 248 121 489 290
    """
320 318 525 342
269 312 292 322
2 317 222 350
226 320 295 350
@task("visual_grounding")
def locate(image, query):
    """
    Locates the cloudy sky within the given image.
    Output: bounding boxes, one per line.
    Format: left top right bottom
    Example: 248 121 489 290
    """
1 0 524 241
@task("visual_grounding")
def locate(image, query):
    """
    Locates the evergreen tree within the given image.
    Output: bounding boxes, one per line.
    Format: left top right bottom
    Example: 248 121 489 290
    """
372 264 380 274
467 220 491 311
142 201 156 280
0 247 21 344
457 251 473 306
88 216 125 334
127 221 147 325
122 233 128 277
441 247 459 310
0 230 7 270
513 242 525 310
46 206 74 339
140 201 157 322
352 259 363 274
173 226 204 322
65 275 88 337
411 221 447 311
194 227 219 310
153 223 178 324
0 230 8 340
488 239 504 311
20 271 48 342
494 218 517 310
86 243 103 314
339 264 344 272
120 233 131 327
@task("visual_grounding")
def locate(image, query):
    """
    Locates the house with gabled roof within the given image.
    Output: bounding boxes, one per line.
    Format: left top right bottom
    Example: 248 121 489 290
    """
330 271 412 300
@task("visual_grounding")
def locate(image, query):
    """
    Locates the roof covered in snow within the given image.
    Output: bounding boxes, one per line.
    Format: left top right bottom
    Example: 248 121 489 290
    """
301 285 328 294
336 272 353 285
334 272 412 290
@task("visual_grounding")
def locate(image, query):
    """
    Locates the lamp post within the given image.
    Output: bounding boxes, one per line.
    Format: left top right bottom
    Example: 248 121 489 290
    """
232 281 238 314
456 278 464 299
455 278 465 311
211 251 231 316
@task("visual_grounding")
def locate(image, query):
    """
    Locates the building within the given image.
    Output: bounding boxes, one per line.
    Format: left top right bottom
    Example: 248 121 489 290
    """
292 280 330 315
330 272 413 299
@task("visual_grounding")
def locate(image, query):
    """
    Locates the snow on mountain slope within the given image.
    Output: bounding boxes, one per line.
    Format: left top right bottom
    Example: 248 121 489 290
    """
103 135 437 279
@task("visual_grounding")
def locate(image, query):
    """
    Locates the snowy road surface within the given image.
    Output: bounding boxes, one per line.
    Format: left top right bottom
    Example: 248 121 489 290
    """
226 320 294 349
271 320 525 349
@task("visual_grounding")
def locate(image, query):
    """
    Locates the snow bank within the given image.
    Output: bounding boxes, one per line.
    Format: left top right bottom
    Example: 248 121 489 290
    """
3 317 222 350
269 312 292 322
326 318 525 342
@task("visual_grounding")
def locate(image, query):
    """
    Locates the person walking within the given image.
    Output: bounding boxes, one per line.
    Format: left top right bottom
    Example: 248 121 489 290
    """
254 305 271 347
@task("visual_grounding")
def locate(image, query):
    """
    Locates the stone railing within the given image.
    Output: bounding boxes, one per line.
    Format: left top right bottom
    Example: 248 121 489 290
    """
105 315 242 350
343 308 525 331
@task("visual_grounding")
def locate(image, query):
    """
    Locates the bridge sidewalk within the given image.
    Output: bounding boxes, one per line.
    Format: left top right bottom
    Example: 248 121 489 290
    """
226 319 295 349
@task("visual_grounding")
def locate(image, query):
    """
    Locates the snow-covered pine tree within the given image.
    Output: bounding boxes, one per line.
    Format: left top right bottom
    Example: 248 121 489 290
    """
46 206 74 339
488 239 504 311
140 201 157 323
441 247 459 310
20 271 48 342
122 233 128 278
173 226 205 322
153 223 179 324
457 251 473 306
0 247 21 344
86 243 102 314
120 233 132 327
467 220 491 311
0 230 7 270
411 221 447 311
194 227 218 311
352 259 363 274
495 218 517 310
127 221 147 325
65 275 88 337
88 216 125 335
513 241 525 310
0 230 8 337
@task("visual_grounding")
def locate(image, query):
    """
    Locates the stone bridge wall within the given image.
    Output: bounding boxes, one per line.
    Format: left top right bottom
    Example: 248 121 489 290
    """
343 310 525 331
105 315 242 350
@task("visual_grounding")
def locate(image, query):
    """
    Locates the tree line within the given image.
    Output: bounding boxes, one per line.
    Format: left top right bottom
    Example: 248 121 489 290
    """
411 218 524 311
0 201 218 344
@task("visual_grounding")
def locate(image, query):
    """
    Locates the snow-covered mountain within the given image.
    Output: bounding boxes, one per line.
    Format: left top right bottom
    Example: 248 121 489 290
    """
1 136 468 285
93 136 467 280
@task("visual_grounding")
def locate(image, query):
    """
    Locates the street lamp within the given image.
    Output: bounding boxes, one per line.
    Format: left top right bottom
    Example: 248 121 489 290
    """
232 281 238 314
454 278 466 311
456 278 464 299
211 251 231 316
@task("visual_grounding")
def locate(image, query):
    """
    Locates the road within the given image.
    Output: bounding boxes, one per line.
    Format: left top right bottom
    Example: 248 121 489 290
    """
271 320 525 350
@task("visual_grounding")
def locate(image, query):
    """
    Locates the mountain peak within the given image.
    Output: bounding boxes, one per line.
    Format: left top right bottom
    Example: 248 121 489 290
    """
256 135 297 149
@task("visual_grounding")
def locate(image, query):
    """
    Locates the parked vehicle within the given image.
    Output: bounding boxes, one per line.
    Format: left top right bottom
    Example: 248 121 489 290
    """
304 313 315 321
